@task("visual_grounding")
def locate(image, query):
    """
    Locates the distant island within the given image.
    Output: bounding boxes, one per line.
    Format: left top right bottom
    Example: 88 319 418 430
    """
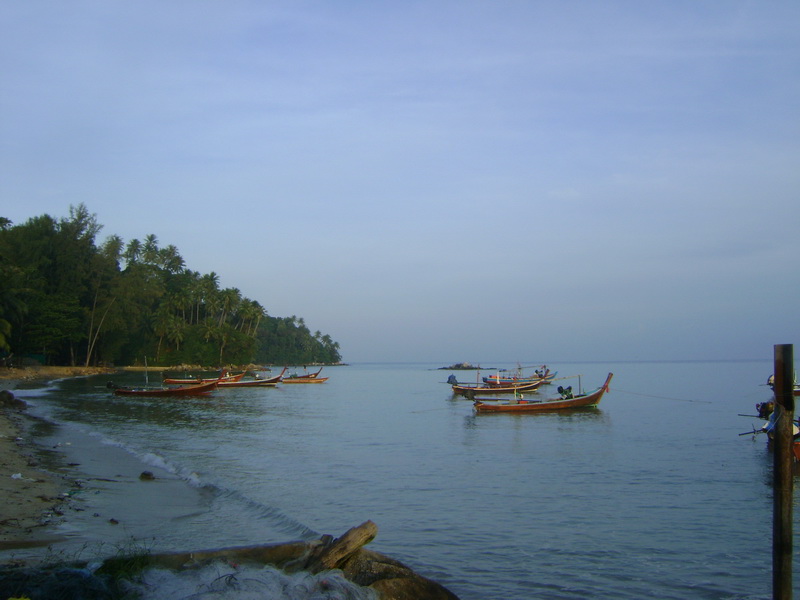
438 362 484 370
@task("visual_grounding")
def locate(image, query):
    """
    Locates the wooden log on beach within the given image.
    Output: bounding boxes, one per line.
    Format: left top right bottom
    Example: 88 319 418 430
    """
136 520 460 600
305 520 378 572
143 540 315 571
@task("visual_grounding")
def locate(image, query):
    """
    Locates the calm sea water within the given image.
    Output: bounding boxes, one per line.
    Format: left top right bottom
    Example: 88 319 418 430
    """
4 360 794 599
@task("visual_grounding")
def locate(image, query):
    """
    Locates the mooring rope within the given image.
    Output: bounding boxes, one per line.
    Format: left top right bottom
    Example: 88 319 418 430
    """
612 387 712 404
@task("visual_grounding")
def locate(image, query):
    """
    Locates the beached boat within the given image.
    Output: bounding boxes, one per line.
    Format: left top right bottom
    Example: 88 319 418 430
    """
163 370 246 385
473 373 613 413
451 380 542 398
108 380 219 397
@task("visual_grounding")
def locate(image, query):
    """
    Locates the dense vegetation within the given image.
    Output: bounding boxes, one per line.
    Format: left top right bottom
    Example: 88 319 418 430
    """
0 205 341 367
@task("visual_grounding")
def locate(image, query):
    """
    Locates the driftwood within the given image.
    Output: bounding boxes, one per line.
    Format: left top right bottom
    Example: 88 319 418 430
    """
305 519 378 572
139 520 459 600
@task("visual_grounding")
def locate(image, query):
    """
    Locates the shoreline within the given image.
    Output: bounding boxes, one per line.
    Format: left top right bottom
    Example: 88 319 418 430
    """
0 397 68 550
0 367 116 551
0 368 462 599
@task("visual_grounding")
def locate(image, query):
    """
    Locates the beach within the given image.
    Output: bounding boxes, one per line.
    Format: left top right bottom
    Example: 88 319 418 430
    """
0 366 463 600
0 367 113 549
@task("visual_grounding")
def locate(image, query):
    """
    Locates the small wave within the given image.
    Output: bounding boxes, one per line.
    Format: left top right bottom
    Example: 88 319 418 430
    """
130 562 378 600
85 430 318 540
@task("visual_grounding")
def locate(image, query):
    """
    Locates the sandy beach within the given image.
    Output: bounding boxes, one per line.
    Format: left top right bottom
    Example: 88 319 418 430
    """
0 367 114 550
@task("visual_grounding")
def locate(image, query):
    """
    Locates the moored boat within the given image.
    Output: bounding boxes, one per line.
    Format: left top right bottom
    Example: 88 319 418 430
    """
482 365 556 386
473 373 613 413
451 380 542 398
282 367 328 383
108 379 219 397
766 374 800 397
163 370 246 385
282 376 329 384
218 368 286 387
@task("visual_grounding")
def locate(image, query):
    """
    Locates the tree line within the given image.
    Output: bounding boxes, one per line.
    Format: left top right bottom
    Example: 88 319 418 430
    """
0 204 341 367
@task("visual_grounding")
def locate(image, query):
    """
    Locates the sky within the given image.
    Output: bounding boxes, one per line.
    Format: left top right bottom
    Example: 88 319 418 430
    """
1 1 799 364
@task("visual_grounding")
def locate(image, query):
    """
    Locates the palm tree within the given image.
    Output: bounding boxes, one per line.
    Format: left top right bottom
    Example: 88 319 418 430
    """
123 239 142 266
142 234 159 265
159 244 185 274
166 316 186 352
151 308 172 363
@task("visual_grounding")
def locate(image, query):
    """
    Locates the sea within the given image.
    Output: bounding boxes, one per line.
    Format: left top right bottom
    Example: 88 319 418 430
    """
1 360 795 599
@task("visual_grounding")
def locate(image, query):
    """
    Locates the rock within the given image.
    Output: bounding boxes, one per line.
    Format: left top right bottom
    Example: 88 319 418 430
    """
0 389 27 409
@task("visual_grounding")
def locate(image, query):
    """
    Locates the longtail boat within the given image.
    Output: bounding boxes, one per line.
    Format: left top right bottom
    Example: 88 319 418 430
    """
163 370 246 385
108 380 219 397
473 373 613 413
282 376 329 384
286 366 324 378
482 365 556 386
452 380 542 398
766 374 800 397
282 367 328 383
218 367 286 387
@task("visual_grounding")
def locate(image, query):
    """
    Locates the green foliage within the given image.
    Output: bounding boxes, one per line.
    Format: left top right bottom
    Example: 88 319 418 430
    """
0 205 342 367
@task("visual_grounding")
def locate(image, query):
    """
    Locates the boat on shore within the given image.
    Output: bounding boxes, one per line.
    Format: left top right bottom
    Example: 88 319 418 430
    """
107 379 219 397
473 373 613 413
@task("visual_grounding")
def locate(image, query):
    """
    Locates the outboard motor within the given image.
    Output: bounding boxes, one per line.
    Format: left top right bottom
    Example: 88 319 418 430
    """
447 374 458 385
558 385 573 399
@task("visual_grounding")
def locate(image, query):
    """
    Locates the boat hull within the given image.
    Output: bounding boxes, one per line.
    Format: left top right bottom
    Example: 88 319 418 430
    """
452 380 542 397
163 371 246 385
112 380 219 397
282 377 329 384
474 373 613 413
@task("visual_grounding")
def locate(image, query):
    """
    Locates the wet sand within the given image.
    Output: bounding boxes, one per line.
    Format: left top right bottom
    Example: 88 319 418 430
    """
0 367 115 551
0 406 65 549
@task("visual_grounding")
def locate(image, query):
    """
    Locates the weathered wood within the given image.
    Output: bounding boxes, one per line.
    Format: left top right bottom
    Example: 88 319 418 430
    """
142 540 316 571
104 521 462 600
773 344 794 600
307 520 378 572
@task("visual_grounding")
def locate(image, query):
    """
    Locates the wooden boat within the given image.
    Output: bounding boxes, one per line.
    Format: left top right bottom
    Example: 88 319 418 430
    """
218 379 277 388
218 368 286 387
108 379 219 397
286 366 324 378
473 373 613 413
483 365 556 386
452 380 542 398
163 370 246 385
282 367 328 383
766 374 800 397
282 376 329 384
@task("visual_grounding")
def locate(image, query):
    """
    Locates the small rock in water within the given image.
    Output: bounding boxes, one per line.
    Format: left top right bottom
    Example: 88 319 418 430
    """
139 471 155 481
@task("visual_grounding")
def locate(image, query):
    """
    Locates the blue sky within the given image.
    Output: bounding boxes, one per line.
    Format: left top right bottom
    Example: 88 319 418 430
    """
2 1 798 363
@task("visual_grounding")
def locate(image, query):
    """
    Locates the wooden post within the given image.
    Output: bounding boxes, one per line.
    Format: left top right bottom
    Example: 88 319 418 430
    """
773 344 794 600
